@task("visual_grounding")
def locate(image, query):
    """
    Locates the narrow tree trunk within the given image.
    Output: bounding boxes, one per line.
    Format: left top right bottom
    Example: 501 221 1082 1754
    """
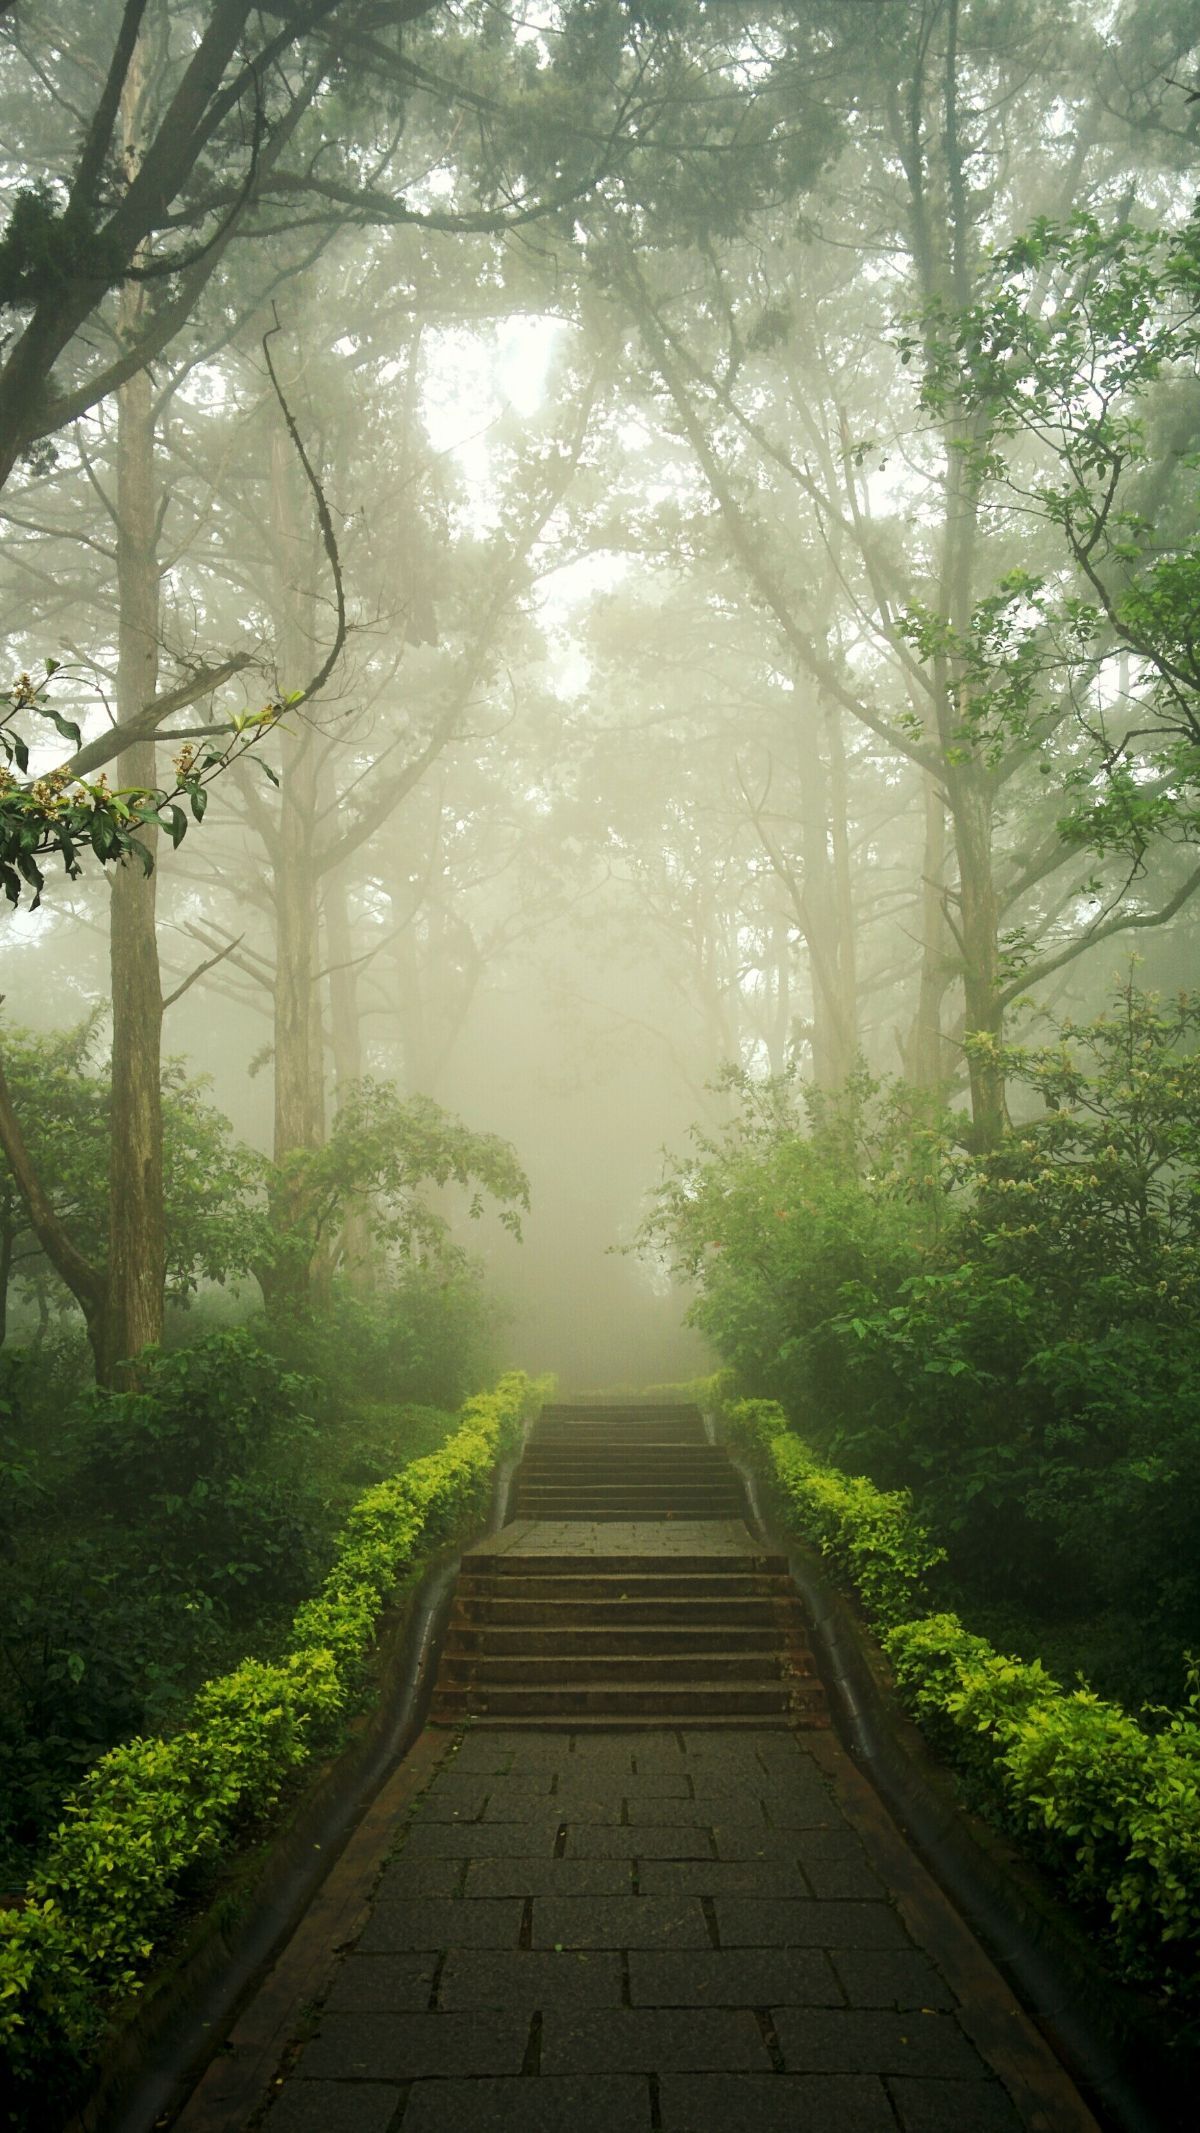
324 860 374 1291
101 35 165 1384
904 768 954 1091
797 706 858 1088
950 767 1007 1148
263 425 326 1311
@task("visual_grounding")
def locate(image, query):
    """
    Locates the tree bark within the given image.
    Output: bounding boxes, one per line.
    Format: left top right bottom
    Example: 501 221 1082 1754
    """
103 233 165 1380
261 423 326 1311
324 859 374 1291
904 768 954 1091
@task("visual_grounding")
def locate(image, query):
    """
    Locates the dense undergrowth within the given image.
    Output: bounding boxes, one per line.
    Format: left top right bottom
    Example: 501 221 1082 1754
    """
0 1266 501 1883
644 981 1200 1710
714 1388 1200 2013
643 981 1200 2010
0 1365 547 2118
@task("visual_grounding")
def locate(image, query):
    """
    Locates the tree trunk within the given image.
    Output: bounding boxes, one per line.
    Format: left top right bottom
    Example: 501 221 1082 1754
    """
950 765 1007 1148
262 425 326 1311
797 703 858 1088
100 30 166 1384
324 859 375 1291
904 768 954 1091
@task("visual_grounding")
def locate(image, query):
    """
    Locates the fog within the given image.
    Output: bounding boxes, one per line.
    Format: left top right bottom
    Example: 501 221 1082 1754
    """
2 0 1198 1391
8 10 1200 2094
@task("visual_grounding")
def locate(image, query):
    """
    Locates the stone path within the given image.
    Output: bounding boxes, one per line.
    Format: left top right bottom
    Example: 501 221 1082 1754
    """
170 1409 1101 2133
179 1720 1098 2133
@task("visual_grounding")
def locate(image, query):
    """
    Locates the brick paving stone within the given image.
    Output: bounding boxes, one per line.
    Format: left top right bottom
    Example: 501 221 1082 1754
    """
888 2075 1025 2131
263 2079 402 2133
773 2008 987 2078
401 1818 561 1856
409 1790 487 1822
399 2073 652 2131
421 1769 502 1798
712 1824 827 1860
830 1949 957 2010
376 1858 465 1897
564 1743 640 1773
475 1774 557 1804
516 1793 622 1824
621 1798 729 1827
439 1948 624 2009
628 1948 842 2007
800 1850 885 1899
713 1898 910 1948
657 2072 897 2131
620 1740 688 1768
447 1745 517 1774
565 1823 713 1859
638 1859 811 1899
532 1896 711 1948
464 1855 634 1897
323 1952 438 2011
617 1773 692 1797
298 2009 527 2080
540 2006 772 2075
355 1898 522 1953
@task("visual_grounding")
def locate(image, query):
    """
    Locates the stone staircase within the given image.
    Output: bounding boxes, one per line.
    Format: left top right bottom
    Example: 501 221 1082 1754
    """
430 1401 829 1729
509 1402 746 1521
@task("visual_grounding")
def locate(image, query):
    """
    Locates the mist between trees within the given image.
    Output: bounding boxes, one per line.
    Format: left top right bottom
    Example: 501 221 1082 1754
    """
2 0 1200 1989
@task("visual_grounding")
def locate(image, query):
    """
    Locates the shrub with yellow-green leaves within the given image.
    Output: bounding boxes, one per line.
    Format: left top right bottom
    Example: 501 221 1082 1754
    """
0 1370 547 2105
715 1389 1200 1992
717 1391 945 1626
887 1614 1200 1988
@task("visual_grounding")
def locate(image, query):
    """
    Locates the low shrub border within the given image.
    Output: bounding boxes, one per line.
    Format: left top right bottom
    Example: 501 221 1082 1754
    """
709 1379 1200 2003
0 1370 548 2104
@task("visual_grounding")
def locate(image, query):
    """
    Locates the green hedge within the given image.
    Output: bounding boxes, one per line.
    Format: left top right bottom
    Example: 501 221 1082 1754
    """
0 1370 548 2103
712 1384 1200 1994
720 1390 945 1626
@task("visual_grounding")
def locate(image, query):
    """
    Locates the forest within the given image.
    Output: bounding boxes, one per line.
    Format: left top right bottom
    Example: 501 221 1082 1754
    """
2 0 1200 2116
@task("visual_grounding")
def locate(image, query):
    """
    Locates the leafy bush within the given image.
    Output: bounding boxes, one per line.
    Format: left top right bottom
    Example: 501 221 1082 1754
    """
647 985 1200 1693
267 1263 502 1413
719 1389 1200 1995
0 1369 548 2107
721 1393 945 1625
887 1615 1200 1990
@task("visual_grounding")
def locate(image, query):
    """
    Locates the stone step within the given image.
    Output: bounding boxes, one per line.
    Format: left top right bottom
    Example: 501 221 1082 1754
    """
438 1647 816 1683
511 1501 746 1518
458 1569 792 1597
465 1554 787 1576
443 1622 806 1655
455 1603 807 1636
430 1679 825 1719
516 1457 729 1474
432 1712 818 1731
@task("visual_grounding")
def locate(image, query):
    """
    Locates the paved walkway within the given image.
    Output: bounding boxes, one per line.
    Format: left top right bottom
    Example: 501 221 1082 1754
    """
173 1504 1101 2133
179 1725 1098 2133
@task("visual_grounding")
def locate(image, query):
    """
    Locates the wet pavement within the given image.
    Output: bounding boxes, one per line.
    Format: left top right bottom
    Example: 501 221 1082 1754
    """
177 1722 1099 2133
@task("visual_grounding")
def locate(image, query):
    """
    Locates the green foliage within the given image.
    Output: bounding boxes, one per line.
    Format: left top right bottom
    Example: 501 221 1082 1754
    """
266 1264 502 1414
0 1369 548 2106
0 1021 259 1333
255 1081 529 1306
0 184 124 312
0 668 282 910
720 1394 945 1626
639 1063 949 1426
903 211 1200 850
886 1616 1200 1990
649 984 1200 1680
721 1390 1200 1992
